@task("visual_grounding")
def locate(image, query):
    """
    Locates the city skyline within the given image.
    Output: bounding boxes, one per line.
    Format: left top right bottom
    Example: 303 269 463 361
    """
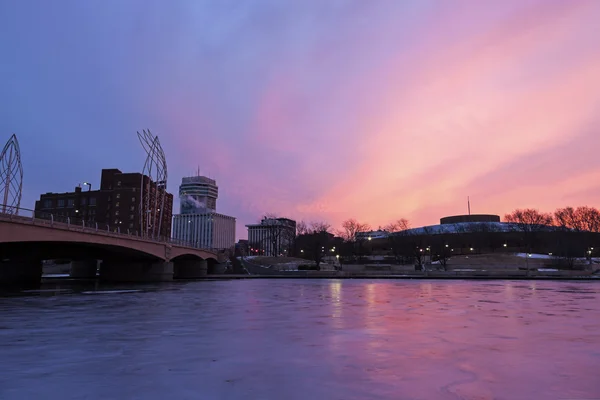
1 1 600 240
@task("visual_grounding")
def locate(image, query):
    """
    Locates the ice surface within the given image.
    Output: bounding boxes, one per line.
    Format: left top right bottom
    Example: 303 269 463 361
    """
1 280 600 400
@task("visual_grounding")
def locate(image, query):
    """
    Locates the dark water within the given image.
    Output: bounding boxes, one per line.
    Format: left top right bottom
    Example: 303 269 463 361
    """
1 279 599 400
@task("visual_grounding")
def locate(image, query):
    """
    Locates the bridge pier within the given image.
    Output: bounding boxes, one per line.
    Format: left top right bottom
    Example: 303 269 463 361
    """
70 260 98 279
99 260 174 282
174 259 207 279
0 258 42 287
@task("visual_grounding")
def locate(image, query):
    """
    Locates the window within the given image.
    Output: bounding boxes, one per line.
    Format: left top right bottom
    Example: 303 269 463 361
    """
67 198 74 207
129 214 134 220
129 223 134 229
81 197 87 206
89 197 96 206
115 211 119 216
130 206 135 211
132 188 136 193
107 196 111 202
116 193 120 199
117 181 121 187
58 199 65 208
115 219 119 224
131 197 135 202
43 199 52 208
115 202 120 207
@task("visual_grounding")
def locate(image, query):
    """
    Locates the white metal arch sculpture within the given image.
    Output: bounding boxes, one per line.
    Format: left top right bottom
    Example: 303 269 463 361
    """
0 134 23 214
137 129 167 238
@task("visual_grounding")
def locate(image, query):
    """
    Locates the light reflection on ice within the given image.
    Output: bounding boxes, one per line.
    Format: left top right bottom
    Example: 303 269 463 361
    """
0 279 599 400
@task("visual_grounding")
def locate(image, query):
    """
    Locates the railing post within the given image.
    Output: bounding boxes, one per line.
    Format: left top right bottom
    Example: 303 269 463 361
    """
95 222 98 231
50 214 54 227
117 227 120 234
82 220 85 230
67 217 70 226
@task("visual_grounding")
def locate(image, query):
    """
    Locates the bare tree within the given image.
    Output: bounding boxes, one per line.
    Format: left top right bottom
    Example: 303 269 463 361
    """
296 221 332 270
505 208 553 273
383 218 411 264
554 206 600 265
296 220 309 236
259 213 290 257
337 219 371 260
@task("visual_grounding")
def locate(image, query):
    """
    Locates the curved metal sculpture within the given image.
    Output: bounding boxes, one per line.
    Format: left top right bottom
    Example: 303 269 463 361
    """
137 129 167 238
0 134 23 214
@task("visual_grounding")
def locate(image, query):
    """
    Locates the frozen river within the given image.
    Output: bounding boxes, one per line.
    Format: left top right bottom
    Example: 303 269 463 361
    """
1 279 600 400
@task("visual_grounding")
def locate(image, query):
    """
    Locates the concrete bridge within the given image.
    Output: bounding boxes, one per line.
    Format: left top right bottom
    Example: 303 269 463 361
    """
0 210 221 285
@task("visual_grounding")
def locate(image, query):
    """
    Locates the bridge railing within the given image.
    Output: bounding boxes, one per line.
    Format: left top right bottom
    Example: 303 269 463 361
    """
0 206 220 253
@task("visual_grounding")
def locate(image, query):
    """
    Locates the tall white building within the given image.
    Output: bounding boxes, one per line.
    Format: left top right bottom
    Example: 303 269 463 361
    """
172 174 236 250
246 217 296 256
172 212 235 250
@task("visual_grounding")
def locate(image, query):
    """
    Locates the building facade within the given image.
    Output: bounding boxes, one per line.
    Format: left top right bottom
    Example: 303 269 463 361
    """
171 174 236 250
179 175 218 213
34 169 173 238
246 217 296 256
172 212 235 250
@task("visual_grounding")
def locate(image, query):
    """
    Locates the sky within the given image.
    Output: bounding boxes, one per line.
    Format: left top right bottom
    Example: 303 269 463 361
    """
1 0 600 239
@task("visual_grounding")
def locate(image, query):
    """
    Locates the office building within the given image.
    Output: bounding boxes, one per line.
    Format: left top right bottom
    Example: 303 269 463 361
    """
171 174 236 250
246 217 296 256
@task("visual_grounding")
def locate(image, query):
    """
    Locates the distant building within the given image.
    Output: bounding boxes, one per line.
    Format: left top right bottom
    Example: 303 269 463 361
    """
34 168 173 237
179 175 218 213
171 174 236 250
246 217 296 256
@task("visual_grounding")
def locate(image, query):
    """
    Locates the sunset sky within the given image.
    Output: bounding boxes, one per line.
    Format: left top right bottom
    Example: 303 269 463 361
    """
1 0 600 239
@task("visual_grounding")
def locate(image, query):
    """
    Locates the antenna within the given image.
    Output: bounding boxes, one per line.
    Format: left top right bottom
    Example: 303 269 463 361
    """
468 196 471 215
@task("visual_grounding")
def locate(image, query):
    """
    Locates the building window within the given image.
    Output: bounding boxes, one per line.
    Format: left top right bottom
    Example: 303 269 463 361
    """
130 206 135 211
67 198 74 207
115 202 120 207
116 193 120 199
129 214 134 220
115 219 119 224
43 199 52 208
58 199 65 208
81 197 87 206
131 197 135 202
115 211 119 216
132 188 136 193
117 181 121 187
89 197 96 206
129 223 134 229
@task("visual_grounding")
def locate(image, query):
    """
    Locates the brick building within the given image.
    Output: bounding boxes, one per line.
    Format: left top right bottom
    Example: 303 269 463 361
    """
34 169 173 238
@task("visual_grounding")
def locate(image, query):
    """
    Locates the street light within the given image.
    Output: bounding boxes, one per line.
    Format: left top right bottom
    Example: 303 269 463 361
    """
82 182 92 192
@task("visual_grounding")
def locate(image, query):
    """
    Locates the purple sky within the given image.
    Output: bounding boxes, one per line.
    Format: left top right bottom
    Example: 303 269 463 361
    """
1 0 600 239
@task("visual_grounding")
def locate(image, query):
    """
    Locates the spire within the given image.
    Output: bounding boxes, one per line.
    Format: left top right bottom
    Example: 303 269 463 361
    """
468 196 471 215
